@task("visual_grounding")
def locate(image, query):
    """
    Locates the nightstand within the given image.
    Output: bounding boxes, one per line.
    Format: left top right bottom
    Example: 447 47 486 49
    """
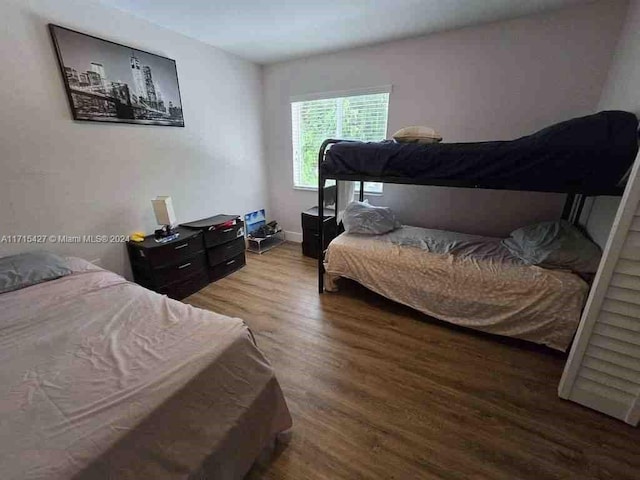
301 206 337 259
126 226 208 300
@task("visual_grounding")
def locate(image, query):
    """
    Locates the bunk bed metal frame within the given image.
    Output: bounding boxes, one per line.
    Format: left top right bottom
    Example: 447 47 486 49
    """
316 138 622 293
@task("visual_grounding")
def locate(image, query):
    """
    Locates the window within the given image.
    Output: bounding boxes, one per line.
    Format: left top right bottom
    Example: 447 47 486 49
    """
291 87 390 193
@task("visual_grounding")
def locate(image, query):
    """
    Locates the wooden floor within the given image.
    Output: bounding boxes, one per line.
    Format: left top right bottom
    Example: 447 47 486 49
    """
185 242 640 480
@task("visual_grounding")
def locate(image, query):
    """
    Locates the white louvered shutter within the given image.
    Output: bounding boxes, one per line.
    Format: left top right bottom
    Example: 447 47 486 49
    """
559 153 640 426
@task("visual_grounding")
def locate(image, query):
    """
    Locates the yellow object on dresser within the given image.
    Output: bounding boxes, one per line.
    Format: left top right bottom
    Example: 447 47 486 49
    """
130 231 145 242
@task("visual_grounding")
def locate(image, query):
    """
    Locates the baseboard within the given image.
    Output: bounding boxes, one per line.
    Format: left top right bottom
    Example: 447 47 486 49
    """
285 231 303 243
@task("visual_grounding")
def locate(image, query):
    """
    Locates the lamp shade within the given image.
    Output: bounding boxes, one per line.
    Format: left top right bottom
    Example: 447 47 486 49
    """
152 196 177 226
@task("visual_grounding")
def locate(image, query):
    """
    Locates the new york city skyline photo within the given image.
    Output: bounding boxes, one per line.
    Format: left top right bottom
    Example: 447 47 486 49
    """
50 25 184 126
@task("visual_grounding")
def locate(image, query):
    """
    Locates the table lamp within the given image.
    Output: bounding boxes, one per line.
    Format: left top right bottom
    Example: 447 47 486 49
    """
152 196 177 238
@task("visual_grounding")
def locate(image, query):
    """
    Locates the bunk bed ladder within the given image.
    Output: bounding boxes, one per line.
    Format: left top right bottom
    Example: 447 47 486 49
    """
318 167 325 293
318 139 360 293
318 139 335 293
562 193 587 225
559 153 640 425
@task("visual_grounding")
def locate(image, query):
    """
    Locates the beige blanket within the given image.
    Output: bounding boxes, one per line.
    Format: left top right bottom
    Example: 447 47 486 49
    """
0 258 291 480
325 227 588 351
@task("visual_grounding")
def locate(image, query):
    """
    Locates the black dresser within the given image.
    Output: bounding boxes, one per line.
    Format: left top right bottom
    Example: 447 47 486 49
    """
301 206 337 259
127 226 208 300
181 215 246 281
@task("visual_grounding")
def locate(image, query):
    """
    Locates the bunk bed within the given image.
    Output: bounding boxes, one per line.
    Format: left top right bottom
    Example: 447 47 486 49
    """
317 110 639 350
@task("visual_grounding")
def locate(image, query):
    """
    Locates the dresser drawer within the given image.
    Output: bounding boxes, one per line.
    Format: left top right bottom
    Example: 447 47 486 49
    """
204 221 245 249
208 252 246 281
208 237 246 267
158 270 209 300
142 234 204 268
154 251 206 287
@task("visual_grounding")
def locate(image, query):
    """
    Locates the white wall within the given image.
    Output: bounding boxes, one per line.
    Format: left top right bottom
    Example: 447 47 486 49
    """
584 0 640 248
0 0 268 276
262 0 628 239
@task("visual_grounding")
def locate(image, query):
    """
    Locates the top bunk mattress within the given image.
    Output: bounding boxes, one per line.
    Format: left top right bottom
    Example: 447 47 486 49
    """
324 226 589 351
321 111 639 194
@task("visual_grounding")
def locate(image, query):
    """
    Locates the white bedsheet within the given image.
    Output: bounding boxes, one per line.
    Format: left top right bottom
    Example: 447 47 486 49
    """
0 258 291 479
325 227 588 350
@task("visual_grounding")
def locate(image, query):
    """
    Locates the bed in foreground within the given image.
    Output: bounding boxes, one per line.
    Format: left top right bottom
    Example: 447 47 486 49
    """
324 226 590 351
0 257 291 480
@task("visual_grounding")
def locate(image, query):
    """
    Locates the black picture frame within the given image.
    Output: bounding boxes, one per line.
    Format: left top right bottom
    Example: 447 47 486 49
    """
49 24 185 127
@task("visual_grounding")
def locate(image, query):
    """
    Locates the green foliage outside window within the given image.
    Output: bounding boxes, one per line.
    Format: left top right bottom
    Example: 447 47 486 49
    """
292 93 389 191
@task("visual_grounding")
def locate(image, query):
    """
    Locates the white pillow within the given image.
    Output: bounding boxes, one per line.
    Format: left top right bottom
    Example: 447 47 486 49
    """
392 126 442 144
343 201 401 235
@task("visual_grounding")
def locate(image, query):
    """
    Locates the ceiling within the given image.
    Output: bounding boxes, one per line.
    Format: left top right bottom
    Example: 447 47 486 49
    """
99 0 595 64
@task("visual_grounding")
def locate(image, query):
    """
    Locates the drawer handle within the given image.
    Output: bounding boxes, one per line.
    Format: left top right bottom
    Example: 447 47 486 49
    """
178 262 192 269
226 260 236 265
222 228 234 233
174 243 188 250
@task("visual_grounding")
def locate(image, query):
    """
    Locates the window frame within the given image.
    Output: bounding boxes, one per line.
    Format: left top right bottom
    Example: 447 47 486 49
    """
290 85 392 194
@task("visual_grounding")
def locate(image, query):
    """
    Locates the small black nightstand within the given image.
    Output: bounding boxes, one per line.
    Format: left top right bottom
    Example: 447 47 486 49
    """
126 226 208 300
301 206 337 259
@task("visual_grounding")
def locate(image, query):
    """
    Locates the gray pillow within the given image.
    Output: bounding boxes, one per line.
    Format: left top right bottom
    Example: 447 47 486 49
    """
0 251 72 294
502 220 601 273
343 201 401 235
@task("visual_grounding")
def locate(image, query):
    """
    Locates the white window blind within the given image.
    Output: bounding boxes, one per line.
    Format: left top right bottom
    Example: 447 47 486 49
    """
291 89 390 192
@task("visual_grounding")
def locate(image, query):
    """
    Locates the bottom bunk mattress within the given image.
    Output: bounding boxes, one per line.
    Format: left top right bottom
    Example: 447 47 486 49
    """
0 257 292 480
324 226 589 351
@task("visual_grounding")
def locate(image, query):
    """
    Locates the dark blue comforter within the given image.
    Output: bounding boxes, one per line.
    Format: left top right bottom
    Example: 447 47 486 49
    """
321 111 639 194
